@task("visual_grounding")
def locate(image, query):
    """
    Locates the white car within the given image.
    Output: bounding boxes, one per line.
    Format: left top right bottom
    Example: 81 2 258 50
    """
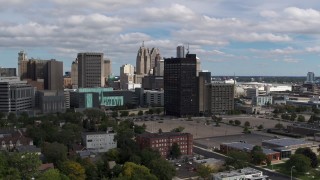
175 163 181 167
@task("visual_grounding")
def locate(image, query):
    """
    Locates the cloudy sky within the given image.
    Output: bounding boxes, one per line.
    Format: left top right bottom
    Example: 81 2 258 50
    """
1 0 320 76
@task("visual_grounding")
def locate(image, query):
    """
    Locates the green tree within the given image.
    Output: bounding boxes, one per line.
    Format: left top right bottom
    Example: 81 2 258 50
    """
257 124 264 130
285 154 311 174
7 112 17 127
290 113 297 121
229 120 234 125
171 126 185 132
79 158 99 180
112 111 119 118
60 161 86 180
295 147 318 168
42 142 68 166
138 110 143 116
149 158 176 180
8 152 41 179
234 120 241 126
148 108 154 114
275 123 284 129
251 146 267 165
244 121 250 127
38 169 69 180
297 115 305 122
140 148 161 167
196 164 214 179
170 143 181 159
158 128 163 134
120 111 129 117
120 162 157 180
155 108 163 115
225 151 250 169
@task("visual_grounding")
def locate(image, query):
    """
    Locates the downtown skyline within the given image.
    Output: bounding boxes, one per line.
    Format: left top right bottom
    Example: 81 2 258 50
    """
1 0 320 76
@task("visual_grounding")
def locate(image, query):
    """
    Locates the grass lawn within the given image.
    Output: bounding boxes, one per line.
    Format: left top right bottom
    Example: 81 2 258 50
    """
264 163 320 180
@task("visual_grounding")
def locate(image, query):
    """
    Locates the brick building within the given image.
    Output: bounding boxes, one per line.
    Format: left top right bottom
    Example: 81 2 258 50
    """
136 132 193 157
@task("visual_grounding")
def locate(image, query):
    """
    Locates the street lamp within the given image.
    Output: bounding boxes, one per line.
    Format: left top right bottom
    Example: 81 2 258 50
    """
291 166 295 180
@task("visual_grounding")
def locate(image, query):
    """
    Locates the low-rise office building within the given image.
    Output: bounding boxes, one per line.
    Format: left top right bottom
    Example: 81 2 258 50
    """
144 90 164 107
262 138 318 159
136 132 193 158
252 96 273 106
220 142 280 162
35 90 66 114
82 131 117 153
212 167 268 180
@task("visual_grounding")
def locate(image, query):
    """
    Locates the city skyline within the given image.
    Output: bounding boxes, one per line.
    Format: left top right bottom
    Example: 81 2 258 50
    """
1 0 320 76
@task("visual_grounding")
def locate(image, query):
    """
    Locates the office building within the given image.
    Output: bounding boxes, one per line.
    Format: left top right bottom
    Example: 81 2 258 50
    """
0 77 35 113
144 90 164 106
142 76 164 90
120 64 135 90
136 132 193 158
78 52 105 88
252 96 273 106
82 131 117 153
176 45 185 58
199 71 211 115
35 90 66 114
164 54 198 117
18 50 28 80
64 77 72 89
44 60 63 90
104 59 112 81
71 59 78 88
206 83 234 115
150 48 161 74
213 167 268 180
154 59 164 76
306 72 315 84
196 57 201 76
136 46 150 75
0 68 16 77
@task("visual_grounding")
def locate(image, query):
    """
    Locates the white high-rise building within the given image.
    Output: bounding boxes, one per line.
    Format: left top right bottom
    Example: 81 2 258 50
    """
155 59 164 76
120 64 135 90
306 72 315 83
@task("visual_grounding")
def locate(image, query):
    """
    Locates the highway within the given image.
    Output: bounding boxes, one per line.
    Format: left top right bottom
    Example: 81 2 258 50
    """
193 146 294 180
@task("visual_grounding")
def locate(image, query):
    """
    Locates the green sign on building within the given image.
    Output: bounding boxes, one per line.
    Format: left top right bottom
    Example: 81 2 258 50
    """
102 96 123 106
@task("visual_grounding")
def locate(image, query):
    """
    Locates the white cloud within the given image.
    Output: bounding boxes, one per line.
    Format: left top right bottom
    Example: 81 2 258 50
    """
231 33 292 42
144 4 196 22
260 10 279 18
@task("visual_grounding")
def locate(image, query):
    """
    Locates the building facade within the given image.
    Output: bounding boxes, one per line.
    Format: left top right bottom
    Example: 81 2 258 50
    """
199 71 211 115
136 46 150 75
144 90 164 107
104 59 112 81
120 64 135 90
136 132 193 158
0 68 16 77
0 77 35 113
45 60 63 90
18 51 28 80
71 59 78 88
164 54 199 117
35 90 66 114
82 131 117 153
78 52 105 88
206 83 234 115
252 96 273 106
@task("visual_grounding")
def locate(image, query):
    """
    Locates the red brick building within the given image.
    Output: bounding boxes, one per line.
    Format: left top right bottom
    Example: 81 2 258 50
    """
136 132 193 157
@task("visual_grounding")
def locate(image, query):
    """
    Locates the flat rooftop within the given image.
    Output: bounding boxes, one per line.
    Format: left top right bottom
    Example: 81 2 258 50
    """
223 142 278 155
138 132 191 138
214 167 264 178
262 138 311 147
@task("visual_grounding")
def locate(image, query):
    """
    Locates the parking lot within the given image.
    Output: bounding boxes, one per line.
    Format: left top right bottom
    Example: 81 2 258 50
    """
134 114 294 139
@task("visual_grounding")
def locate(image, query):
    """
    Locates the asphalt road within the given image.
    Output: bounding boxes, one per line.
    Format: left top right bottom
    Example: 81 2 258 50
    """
193 146 293 180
